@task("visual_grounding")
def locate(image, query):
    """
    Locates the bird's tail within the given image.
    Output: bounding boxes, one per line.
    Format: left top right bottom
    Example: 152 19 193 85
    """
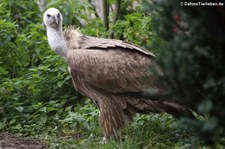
98 96 194 139
125 97 195 118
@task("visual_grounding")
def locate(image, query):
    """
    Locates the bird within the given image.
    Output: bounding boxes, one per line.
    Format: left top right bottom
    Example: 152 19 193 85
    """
43 8 192 139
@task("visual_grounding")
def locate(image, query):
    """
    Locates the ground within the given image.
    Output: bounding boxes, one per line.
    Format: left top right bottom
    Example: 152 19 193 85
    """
0 114 194 149
0 132 45 149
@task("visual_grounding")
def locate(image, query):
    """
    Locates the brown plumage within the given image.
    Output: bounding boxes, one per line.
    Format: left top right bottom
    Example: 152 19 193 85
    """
64 28 189 138
44 8 191 139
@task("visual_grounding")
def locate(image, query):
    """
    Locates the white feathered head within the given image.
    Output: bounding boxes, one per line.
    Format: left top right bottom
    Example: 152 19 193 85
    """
43 8 63 29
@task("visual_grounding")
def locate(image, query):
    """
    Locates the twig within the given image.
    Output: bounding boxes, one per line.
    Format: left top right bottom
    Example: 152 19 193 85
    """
102 0 109 31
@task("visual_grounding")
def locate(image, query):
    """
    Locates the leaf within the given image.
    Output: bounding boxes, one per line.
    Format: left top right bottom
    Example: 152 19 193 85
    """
15 106 24 112
40 107 47 113
57 81 65 88
40 113 47 123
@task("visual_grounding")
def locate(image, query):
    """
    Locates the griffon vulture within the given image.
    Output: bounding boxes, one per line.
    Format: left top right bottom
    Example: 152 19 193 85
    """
43 8 191 139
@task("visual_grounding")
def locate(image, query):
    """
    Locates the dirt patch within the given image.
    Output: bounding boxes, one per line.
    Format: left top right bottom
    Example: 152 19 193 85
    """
0 132 46 149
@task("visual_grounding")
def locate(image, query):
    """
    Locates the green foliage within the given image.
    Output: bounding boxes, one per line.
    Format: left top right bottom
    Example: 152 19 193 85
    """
0 0 49 78
0 54 79 135
0 0 78 136
39 114 195 149
0 0 40 28
0 20 19 78
146 0 225 145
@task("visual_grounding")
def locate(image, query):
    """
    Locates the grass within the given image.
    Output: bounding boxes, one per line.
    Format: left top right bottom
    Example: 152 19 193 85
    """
2 100 224 148
39 113 196 149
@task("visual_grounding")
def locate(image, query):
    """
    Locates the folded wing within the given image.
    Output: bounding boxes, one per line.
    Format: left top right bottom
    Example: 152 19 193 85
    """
67 36 164 96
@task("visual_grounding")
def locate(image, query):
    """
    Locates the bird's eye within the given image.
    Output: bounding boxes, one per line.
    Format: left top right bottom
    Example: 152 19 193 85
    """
47 14 51 18
57 13 60 18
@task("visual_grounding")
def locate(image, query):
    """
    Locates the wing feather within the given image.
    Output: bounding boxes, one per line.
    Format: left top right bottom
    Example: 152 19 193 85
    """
67 48 163 94
80 36 155 57
64 29 163 97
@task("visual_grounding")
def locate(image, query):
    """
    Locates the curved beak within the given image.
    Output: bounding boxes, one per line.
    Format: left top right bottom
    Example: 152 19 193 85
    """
53 15 59 26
